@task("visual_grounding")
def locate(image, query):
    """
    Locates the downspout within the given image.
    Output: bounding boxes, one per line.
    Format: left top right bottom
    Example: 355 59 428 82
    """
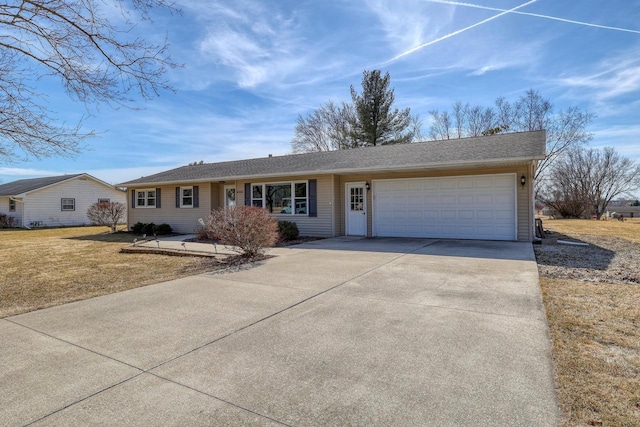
531 160 540 242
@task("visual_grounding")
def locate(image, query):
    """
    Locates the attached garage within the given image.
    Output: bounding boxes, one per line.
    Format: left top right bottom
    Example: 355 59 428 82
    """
122 131 545 241
373 174 517 240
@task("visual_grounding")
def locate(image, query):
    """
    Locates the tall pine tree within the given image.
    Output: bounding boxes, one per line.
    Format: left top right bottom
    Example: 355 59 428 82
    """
350 70 413 147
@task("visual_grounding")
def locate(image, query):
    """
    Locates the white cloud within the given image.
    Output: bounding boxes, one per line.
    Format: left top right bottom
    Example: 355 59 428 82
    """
426 0 640 34
365 0 453 54
178 1 330 91
556 55 640 100
386 0 537 61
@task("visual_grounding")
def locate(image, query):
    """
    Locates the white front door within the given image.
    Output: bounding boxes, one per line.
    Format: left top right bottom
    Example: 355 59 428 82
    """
224 185 236 208
346 183 367 236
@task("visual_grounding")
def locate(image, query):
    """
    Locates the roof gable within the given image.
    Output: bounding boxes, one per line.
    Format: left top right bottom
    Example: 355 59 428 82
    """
0 173 113 197
120 130 546 187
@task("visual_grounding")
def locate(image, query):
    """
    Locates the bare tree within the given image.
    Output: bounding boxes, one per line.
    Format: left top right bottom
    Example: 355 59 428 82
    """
428 109 452 140
452 101 467 139
0 0 179 163
540 147 640 219
408 114 425 142
428 90 594 182
494 96 514 131
87 201 127 232
507 90 594 180
291 101 356 153
537 106 594 180
466 105 496 137
292 70 421 153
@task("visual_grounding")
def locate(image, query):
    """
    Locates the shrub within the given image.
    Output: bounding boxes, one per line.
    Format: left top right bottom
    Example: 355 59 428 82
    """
0 213 16 228
206 206 278 258
141 222 156 235
195 225 211 240
154 223 172 235
131 222 145 234
130 222 171 236
86 201 126 233
278 220 299 241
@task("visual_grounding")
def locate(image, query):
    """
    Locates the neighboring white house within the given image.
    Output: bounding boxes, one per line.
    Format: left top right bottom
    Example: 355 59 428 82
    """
0 173 126 228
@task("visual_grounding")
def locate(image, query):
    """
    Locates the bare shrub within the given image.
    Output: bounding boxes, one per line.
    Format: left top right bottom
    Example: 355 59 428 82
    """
206 206 278 258
86 201 127 233
0 213 16 228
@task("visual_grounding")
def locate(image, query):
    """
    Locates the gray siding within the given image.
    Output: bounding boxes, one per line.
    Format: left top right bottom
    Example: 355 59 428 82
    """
128 183 212 234
336 164 535 241
126 165 536 241
236 175 334 237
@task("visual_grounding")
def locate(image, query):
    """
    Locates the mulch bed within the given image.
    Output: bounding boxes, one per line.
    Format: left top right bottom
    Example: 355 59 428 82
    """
120 246 218 257
534 230 640 285
183 236 325 247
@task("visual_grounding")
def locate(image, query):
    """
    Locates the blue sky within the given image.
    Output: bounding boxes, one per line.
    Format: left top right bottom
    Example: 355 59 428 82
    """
1 0 639 185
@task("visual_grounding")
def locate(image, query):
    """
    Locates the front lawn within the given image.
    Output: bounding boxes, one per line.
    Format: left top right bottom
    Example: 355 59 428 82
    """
0 227 219 318
536 219 640 426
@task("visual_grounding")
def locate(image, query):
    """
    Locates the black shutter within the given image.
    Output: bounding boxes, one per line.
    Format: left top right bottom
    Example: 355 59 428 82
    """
175 187 180 208
156 188 161 208
193 185 199 208
245 183 251 206
308 179 317 217
131 189 135 209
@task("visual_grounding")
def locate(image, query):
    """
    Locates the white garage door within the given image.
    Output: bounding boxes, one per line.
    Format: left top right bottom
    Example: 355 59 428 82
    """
373 174 516 240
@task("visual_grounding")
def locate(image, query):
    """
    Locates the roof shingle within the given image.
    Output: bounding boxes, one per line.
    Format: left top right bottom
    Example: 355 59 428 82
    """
120 131 546 186
0 174 84 197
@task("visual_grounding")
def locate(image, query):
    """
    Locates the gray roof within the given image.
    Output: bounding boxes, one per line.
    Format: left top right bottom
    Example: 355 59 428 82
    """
120 130 546 187
0 174 84 197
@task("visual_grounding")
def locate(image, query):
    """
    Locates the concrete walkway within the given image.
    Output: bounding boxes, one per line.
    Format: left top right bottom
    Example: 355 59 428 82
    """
1 238 559 426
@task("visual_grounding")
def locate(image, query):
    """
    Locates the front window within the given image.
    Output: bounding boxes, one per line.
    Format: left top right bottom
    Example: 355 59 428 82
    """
180 186 193 207
9 199 16 212
136 189 156 207
61 198 75 211
251 185 263 208
251 182 307 214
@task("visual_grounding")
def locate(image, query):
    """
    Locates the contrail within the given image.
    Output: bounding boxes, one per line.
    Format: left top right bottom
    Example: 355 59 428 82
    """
388 0 537 62
426 0 640 34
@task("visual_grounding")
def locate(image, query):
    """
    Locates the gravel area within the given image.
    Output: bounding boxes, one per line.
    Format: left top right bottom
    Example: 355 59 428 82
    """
534 231 640 285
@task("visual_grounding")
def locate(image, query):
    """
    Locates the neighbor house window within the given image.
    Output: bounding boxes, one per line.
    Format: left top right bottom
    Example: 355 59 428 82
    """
180 186 193 207
98 198 110 204
9 199 16 212
250 182 307 214
136 189 156 208
61 198 75 211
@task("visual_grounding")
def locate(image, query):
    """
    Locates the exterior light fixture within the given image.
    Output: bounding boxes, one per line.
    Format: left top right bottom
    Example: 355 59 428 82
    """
520 175 526 187
366 182 371 191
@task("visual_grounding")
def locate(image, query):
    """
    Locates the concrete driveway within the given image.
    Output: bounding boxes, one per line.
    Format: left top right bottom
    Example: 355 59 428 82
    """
1 238 559 426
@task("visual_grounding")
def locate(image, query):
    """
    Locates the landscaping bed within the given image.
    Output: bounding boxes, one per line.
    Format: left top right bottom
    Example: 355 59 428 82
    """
535 231 640 285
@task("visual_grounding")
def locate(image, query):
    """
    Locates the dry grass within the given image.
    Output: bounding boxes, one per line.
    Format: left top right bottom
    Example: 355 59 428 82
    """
542 218 640 244
0 227 220 318
538 219 640 426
